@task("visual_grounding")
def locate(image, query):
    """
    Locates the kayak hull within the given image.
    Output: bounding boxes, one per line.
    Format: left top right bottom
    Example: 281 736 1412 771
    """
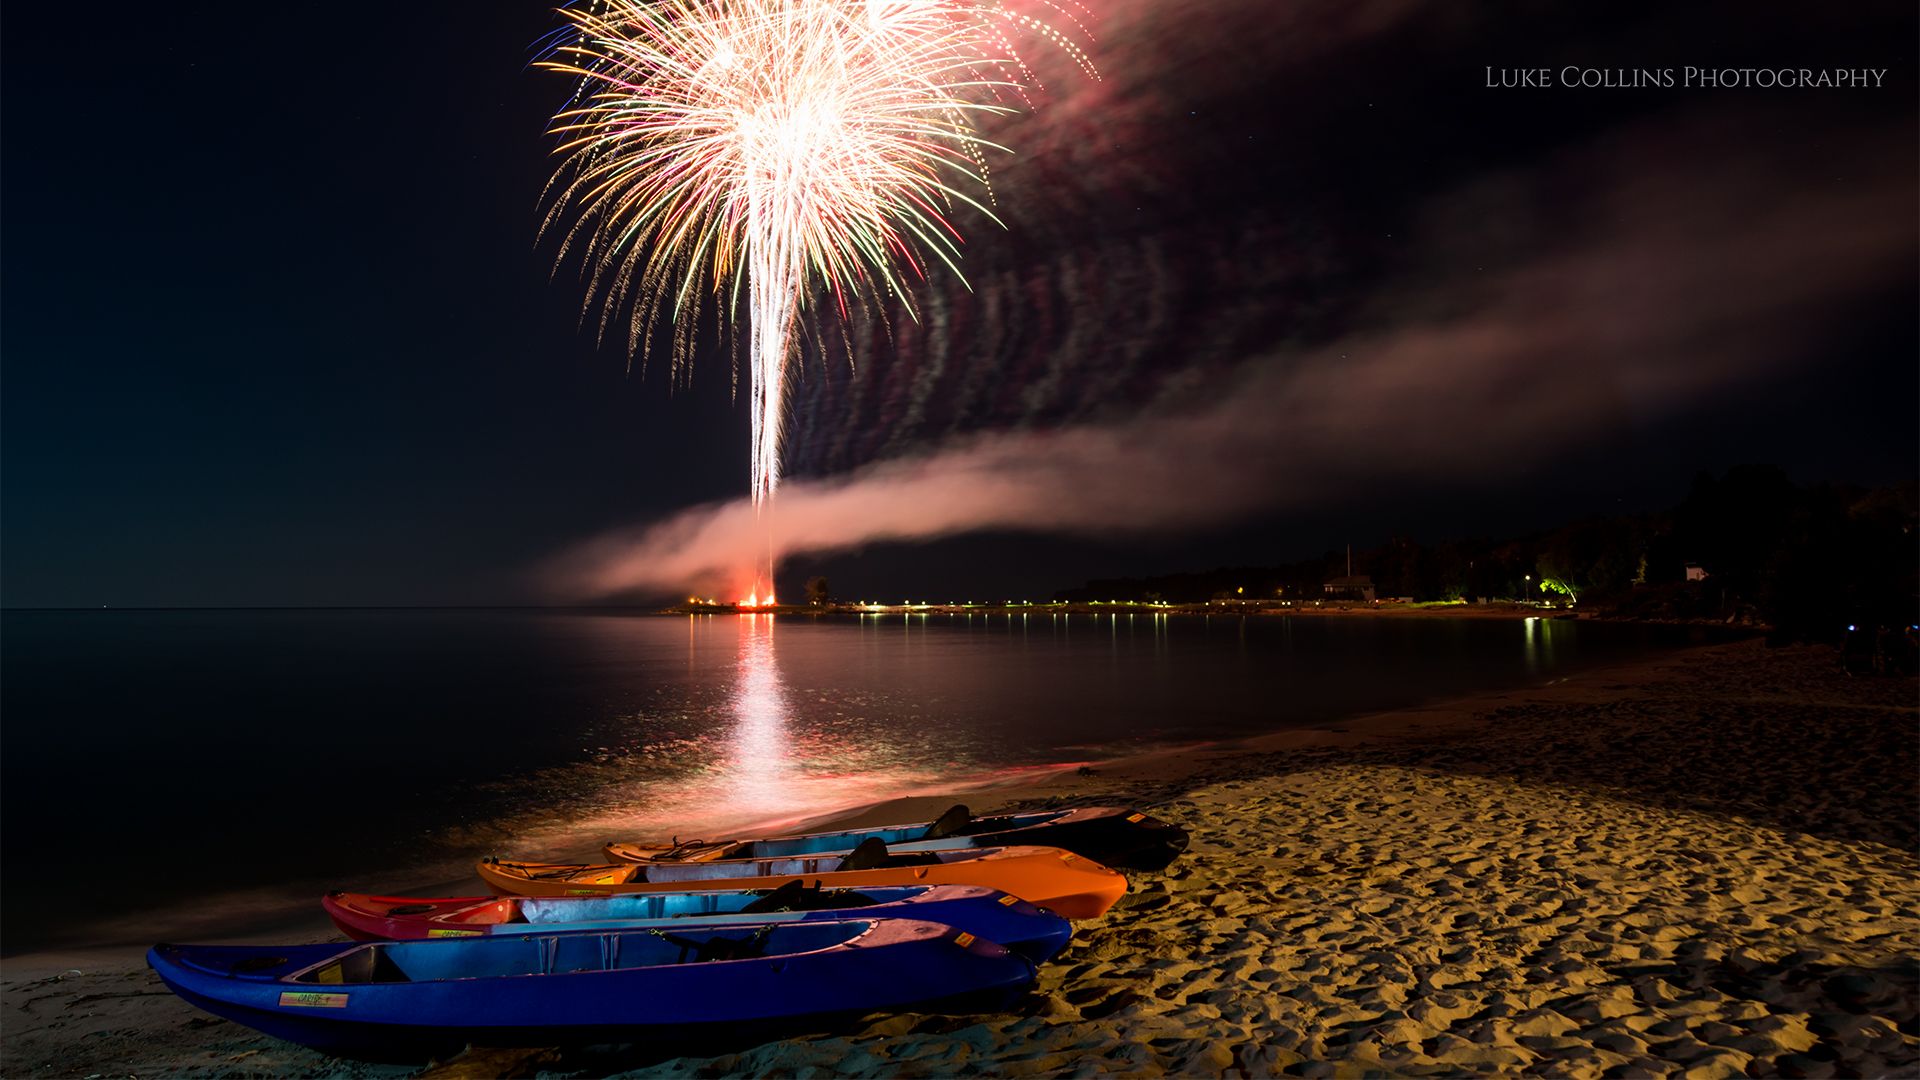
160 981 1013 1065
605 805 1190 871
150 919 1033 1063
322 884 1074 963
976 807 1190 872
475 845 1126 919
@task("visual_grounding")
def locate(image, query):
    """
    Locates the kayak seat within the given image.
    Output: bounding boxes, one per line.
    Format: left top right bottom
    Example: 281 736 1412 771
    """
836 838 944 872
741 880 885 913
799 888 878 910
655 928 772 963
920 804 972 841
835 837 892 871
694 935 767 962
739 879 812 913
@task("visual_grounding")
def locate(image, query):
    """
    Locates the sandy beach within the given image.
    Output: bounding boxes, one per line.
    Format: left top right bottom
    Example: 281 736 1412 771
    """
5 638 1914 1077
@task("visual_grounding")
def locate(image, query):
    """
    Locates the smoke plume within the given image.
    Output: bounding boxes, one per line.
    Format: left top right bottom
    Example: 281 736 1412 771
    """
547 105 1911 601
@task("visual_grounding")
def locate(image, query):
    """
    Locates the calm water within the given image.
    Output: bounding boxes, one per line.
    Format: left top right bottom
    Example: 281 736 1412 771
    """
1 609 1718 953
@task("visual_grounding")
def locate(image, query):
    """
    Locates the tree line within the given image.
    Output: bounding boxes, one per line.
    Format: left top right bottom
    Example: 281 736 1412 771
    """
1054 466 1917 640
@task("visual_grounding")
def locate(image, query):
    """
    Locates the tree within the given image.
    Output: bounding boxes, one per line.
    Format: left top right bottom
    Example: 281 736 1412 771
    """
804 576 830 607
1535 544 1584 604
1532 516 1645 605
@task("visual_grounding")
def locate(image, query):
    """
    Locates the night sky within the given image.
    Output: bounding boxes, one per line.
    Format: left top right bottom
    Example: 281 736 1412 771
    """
4 1 1913 607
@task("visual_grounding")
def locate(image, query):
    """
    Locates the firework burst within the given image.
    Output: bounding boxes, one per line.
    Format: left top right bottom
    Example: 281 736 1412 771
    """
538 0 1093 554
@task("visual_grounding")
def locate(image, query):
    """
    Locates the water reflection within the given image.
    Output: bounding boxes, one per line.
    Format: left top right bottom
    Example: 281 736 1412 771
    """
1521 616 1565 675
492 611 1618 862
725 614 793 815
500 615 1009 858
8 608 1707 951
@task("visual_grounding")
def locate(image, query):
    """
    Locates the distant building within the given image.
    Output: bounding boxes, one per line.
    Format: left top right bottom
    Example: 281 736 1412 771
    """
1684 563 1709 582
1324 575 1376 602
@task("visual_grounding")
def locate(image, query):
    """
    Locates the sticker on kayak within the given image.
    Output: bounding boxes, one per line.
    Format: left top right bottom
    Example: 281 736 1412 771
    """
427 928 482 938
953 932 976 949
279 992 349 1009
566 889 600 895
1126 813 1146 823
997 894 1019 906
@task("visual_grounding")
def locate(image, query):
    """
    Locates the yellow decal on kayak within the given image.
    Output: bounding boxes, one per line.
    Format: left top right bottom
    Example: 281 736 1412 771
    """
997 894 1019 906
427 928 482 938
953 932 976 949
1126 813 1146 823
566 889 600 895
279 992 349 1009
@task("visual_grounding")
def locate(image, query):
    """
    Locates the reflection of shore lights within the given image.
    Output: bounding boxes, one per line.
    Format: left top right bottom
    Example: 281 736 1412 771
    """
729 613 791 811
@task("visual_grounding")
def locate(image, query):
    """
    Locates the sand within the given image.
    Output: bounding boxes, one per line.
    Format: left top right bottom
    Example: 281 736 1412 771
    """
5 639 1914 1078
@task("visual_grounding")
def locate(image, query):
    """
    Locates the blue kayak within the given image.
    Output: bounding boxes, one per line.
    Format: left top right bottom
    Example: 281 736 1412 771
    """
150 918 1034 1062
324 881 1073 962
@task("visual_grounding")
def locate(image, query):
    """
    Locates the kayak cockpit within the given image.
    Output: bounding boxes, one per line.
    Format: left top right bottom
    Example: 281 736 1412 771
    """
625 805 1067 863
640 843 954 883
292 922 874 984
736 824 930 858
514 882 890 924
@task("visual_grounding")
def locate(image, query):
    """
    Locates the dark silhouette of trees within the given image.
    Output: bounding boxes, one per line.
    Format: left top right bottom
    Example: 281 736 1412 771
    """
1052 468 1917 642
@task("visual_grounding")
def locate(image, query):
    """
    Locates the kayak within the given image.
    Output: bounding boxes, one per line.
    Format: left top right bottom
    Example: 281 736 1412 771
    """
150 918 1033 1063
604 804 1189 871
477 843 1126 919
323 881 1073 962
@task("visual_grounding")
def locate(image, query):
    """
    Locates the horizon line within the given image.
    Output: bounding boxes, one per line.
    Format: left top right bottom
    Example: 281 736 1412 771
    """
0 604 672 613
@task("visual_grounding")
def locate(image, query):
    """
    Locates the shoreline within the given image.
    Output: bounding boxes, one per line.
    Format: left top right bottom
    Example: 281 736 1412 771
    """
671 601 1599 620
785 633 1738 833
0 665 1510 974
667 601 1767 632
3 619 1699 962
5 638 1912 1077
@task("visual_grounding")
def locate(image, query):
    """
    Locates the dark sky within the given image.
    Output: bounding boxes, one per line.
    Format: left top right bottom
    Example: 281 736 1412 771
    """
4 1 1914 607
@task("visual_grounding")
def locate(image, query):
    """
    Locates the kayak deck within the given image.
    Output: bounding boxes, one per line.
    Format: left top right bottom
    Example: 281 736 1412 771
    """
604 805 1190 871
477 844 1128 919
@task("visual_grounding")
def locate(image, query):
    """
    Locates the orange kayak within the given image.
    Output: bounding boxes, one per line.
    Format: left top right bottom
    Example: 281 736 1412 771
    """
476 844 1126 919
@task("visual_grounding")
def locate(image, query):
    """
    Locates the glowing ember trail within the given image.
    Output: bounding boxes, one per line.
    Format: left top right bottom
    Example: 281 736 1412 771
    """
537 0 1092 600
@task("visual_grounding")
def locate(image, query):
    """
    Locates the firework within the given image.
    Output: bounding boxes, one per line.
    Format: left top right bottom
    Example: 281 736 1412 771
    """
537 0 1093 594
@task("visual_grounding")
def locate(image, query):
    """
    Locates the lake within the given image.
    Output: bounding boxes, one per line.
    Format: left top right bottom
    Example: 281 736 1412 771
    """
0 609 1720 953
